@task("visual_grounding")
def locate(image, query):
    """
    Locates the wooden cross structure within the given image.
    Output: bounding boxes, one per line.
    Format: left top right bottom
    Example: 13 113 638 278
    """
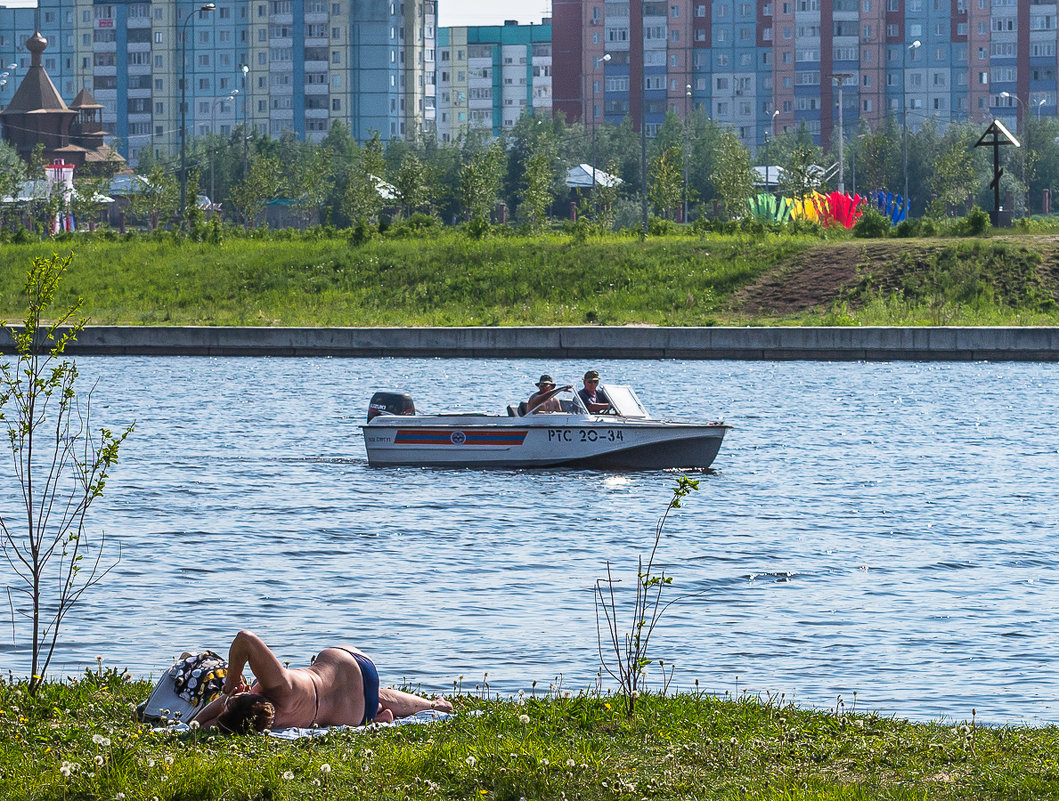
974 119 1020 227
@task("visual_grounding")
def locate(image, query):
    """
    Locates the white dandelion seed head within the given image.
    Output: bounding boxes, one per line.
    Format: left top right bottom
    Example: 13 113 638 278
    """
320 764 332 773
59 766 72 778
312 778 321 787
282 770 294 780
116 794 126 800
562 690 572 699
92 734 105 745
518 714 530 724
95 755 105 766
188 721 200 731
566 759 575 767
465 756 477 767
164 755 174 765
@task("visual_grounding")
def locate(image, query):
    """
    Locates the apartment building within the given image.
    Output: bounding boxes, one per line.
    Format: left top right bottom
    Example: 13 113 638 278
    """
436 19 551 141
25 0 435 165
553 0 1059 153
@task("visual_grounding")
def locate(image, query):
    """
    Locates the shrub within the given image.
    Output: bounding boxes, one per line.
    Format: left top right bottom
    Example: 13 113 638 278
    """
852 207 890 238
955 206 991 237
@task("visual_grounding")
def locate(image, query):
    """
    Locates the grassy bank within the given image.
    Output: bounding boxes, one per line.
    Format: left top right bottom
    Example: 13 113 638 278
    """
2 670 1057 800
1 230 1058 326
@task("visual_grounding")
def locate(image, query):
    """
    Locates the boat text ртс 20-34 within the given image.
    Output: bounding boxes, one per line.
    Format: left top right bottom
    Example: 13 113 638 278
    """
360 384 730 470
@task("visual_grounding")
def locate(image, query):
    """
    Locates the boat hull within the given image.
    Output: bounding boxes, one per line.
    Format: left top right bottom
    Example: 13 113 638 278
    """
361 417 728 469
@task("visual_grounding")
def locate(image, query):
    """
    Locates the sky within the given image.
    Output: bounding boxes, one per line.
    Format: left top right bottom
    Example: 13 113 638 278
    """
0 0 554 24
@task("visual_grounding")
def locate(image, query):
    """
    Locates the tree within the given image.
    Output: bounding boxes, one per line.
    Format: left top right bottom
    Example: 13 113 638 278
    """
393 152 433 218
128 166 179 230
710 131 755 220
648 145 684 220
0 254 132 695
284 148 330 228
518 145 555 230
230 154 282 229
930 129 978 216
343 133 387 226
779 141 824 202
857 116 902 194
459 140 506 223
0 141 28 229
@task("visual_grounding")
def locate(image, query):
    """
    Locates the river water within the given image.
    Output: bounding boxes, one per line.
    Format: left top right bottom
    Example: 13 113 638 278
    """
0 356 1056 725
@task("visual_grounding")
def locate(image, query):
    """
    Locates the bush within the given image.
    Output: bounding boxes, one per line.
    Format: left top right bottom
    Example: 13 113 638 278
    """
954 206 991 237
648 216 678 236
892 219 919 238
852 206 890 238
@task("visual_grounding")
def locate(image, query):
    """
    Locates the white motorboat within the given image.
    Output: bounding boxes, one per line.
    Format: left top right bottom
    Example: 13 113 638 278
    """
361 384 729 469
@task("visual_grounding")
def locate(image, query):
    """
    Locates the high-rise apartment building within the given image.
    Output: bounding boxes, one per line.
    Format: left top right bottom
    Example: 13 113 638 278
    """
554 0 1059 154
26 0 435 165
436 19 551 142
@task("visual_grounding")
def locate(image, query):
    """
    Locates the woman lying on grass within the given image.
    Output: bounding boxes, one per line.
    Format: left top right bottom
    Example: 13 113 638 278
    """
193 630 453 733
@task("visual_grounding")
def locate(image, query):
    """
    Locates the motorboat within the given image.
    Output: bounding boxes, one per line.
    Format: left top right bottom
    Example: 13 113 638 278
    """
361 384 729 469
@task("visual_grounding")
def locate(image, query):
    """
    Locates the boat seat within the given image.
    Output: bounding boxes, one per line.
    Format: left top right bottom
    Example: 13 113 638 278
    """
517 401 528 416
506 405 519 417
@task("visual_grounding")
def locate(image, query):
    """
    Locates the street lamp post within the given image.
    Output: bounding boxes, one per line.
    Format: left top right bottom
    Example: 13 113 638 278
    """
764 108 779 195
832 73 852 194
1035 96 1046 120
210 91 237 207
590 52 611 192
241 64 250 178
179 2 217 226
683 83 691 223
1001 91 1030 215
902 40 921 213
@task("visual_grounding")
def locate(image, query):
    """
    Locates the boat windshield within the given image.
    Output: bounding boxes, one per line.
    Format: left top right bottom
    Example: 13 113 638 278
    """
600 384 650 418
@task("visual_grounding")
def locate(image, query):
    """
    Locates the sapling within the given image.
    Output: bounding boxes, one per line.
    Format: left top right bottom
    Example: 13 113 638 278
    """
0 253 133 695
595 475 699 717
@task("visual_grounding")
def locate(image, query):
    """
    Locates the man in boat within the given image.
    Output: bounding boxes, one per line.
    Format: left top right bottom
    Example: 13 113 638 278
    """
577 369 611 413
192 630 453 733
526 374 571 414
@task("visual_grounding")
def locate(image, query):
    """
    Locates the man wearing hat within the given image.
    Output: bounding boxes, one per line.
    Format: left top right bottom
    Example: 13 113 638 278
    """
577 369 611 413
526 374 572 414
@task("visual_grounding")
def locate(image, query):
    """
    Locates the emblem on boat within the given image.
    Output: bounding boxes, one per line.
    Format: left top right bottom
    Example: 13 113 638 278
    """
450 430 466 445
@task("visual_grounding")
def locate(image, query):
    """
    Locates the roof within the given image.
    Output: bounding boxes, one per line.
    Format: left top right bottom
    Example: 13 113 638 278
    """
565 163 623 189
0 31 73 117
70 87 105 110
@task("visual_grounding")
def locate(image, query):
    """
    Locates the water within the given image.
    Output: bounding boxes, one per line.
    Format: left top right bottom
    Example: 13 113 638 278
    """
0 356 1057 725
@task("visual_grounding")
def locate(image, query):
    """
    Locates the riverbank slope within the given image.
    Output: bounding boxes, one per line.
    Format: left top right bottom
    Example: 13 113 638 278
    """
1 232 1058 327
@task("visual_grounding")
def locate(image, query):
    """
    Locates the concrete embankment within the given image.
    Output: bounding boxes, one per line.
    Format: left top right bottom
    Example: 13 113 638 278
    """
3 325 1059 360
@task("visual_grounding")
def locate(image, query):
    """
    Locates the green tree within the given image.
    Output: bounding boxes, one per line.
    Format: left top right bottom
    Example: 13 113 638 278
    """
649 145 684 220
459 140 506 223
710 131 755 220
393 152 433 218
930 129 978 216
0 254 133 695
779 141 824 202
518 145 556 230
230 154 282 229
285 148 330 228
343 133 387 226
128 166 179 230
0 141 29 228
857 116 902 194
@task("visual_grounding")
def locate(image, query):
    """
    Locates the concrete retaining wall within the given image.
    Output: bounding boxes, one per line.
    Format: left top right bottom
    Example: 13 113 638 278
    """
3 326 1059 360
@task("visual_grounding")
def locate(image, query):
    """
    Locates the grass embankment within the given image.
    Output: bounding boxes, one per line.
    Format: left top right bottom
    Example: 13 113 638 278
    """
1 231 1058 326
4 671 1059 800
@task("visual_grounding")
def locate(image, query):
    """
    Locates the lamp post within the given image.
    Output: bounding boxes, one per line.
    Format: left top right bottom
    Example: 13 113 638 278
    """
1035 96 1046 120
683 83 691 222
832 73 852 194
210 91 237 206
590 53 611 192
765 108 779 195
1001 91 1029 215
179 2 217 226
241 64 250 178
902 39 920 212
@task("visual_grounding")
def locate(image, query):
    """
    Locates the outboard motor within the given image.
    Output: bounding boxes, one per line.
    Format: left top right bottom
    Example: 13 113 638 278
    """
367 391 416 423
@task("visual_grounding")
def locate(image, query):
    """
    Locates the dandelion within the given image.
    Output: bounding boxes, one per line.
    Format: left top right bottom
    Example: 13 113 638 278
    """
116 794 125 800
189 720 200 731
320 764 332 774
282 770 295 780
541 759 549 767
312 779 321 787
566 759 575 768
92 734 105 745
562 690 572 699
465 756 477 767
164 755 174 765
147 760 155 768
95 755 105 766
518 714 530 724
59 766 72 778
101 737 111 747
630 690 640 699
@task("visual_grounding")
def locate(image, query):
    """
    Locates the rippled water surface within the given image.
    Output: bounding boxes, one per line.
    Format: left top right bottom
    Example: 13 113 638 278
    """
1 356 1057 724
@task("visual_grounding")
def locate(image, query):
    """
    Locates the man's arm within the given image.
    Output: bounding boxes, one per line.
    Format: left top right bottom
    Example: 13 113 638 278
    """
223 630 290 695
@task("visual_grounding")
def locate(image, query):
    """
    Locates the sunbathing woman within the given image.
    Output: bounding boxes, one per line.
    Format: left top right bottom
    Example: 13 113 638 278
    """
192 630 453 733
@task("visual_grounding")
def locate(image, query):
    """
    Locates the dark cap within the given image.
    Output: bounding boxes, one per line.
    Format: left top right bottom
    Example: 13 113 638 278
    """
536 374 555 388
583 370 600 381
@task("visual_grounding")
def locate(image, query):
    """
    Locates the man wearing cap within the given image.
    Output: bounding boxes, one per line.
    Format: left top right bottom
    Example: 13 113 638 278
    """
577 370 611 413
526 374 571 414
